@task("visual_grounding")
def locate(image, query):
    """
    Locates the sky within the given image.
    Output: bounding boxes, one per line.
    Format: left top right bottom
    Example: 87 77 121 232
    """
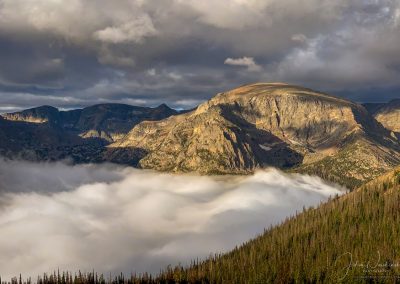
0 159 344 279
0 0 400 112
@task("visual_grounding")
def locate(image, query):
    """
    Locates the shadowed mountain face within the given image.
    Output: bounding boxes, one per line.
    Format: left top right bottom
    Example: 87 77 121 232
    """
0 103 178 163
107 83 400 187
0 115 96 162
368 99 400 136
1 83 399 188
2 103 178 143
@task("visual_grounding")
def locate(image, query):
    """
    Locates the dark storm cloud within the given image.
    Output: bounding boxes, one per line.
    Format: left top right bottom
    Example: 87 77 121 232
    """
0 0 399 110
0 35 65 87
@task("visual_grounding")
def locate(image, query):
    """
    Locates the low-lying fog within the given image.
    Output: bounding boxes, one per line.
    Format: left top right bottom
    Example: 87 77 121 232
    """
0 160 345 279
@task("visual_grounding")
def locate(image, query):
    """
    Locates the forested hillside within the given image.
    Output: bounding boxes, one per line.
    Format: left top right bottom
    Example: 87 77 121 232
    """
160 168 400 283
5 168 400 283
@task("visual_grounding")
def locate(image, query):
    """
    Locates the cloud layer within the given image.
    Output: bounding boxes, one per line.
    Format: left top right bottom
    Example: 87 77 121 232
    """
0 0 399 111
0 160 345 279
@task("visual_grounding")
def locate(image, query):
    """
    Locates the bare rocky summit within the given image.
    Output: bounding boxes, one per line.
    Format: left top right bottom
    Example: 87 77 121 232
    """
106 83 400 187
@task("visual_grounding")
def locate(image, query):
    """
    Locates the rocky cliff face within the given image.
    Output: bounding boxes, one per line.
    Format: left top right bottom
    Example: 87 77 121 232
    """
107 83 400 187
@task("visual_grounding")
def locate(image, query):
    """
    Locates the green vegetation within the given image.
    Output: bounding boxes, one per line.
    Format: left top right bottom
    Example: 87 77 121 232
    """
5 167 400 283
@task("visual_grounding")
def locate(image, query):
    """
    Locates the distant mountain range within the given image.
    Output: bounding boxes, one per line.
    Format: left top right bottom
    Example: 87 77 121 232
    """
1 83 400 188
0 103 178 163
2 103 178 142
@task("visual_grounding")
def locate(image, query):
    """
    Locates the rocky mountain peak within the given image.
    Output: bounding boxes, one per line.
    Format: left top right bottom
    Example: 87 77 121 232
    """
193 83 374 149
106 83 400 187
156 103 172 110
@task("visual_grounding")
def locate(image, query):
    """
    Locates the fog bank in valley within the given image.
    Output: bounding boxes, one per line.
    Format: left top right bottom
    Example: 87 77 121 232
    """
0 160 345 279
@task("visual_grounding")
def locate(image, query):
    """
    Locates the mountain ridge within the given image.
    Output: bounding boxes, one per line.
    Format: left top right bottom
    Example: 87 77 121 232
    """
1 83 399 188
2 103 178 143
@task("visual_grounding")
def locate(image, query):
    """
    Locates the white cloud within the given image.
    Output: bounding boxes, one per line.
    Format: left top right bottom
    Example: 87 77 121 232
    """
0 160 345 279
224 56 262 71
0 0 153 40
93 16 157 44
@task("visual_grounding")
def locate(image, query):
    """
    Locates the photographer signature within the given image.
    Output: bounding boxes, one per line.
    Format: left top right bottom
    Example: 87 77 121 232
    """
333 251 400 281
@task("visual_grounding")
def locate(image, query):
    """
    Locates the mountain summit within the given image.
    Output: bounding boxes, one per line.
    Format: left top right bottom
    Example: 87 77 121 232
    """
107 83 400 187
